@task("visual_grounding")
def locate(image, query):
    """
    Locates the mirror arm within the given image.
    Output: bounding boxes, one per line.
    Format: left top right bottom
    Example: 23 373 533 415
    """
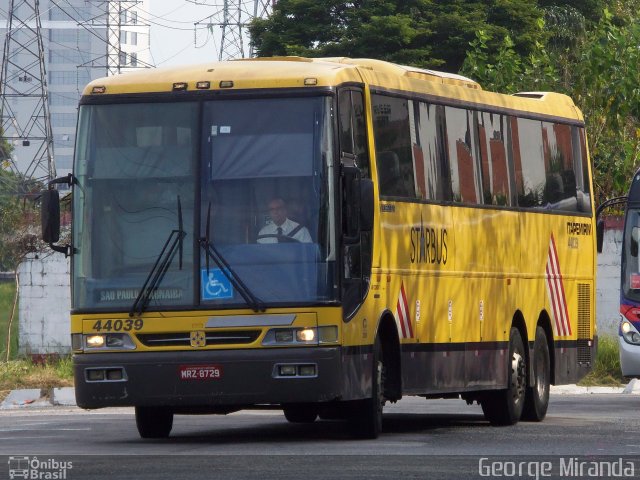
48 173 77 188
49 243 73 257
341 152 357 167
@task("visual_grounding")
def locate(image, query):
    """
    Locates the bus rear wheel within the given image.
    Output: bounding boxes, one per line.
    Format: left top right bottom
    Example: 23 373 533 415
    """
135 406 173 439
349 337 384 439
481 327 527 426
522 326 550 421
283 404 318 423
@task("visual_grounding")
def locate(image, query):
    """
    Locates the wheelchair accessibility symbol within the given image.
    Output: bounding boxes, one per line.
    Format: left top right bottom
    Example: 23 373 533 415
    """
201 268 233 300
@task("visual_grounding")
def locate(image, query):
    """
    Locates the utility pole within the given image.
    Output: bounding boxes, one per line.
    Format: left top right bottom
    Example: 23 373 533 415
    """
0 0 55 194
194 0 275 61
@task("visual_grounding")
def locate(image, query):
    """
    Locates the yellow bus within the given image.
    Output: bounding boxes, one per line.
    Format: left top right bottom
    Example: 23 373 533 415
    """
42 57 596 439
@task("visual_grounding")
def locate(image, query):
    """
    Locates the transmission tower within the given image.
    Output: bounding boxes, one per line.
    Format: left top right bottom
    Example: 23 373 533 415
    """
104 0 152 75
75 0 152 76
194 1 275 61
0 0 55 193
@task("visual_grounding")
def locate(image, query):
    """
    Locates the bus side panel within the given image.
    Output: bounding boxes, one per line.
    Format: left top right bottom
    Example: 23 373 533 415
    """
519 209 596 385
375 202 516 394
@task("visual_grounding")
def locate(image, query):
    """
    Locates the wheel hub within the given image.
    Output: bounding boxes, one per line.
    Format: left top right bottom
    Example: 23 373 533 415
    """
511 351 526 403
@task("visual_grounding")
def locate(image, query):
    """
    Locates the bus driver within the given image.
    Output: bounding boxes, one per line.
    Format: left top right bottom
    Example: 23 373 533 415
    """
257 197 312 244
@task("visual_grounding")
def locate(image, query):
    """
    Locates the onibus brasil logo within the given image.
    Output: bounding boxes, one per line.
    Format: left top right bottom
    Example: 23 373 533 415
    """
8 456 73 479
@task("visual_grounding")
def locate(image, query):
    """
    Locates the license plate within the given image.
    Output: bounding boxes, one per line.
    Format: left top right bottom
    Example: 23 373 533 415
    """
178 365 223 381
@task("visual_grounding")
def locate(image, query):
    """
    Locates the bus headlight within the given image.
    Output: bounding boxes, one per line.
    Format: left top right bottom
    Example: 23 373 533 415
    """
296 328 315 342
86 335 105 348
263 326 338 346
84 333 136 350
621 320 640 345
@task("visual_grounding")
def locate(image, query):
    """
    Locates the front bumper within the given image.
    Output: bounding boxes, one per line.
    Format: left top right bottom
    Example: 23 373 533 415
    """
619 336 640 378
74 347 343 409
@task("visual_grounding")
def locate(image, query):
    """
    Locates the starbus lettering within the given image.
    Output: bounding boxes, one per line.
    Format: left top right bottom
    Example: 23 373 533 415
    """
410 215 447 265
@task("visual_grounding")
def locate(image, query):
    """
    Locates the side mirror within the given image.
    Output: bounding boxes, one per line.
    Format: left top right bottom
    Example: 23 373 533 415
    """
596 219 604 254
41 189 60 244
360 178 374 232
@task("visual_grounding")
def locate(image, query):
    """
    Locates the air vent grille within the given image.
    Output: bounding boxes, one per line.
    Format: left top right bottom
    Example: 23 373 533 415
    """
577 283 592 365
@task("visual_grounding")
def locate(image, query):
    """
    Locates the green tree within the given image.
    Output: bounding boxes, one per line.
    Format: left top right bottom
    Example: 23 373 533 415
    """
0 172 37 272
460 29 558 94
249 0 546 72
0 136 42 272
570 10 640 202
0 130 13 181
461 8 640 203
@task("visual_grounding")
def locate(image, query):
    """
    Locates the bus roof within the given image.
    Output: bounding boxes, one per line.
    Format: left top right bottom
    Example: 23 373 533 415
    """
84 57 583 122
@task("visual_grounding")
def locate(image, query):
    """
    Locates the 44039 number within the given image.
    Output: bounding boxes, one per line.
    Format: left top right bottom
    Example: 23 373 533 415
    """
91 319 144 332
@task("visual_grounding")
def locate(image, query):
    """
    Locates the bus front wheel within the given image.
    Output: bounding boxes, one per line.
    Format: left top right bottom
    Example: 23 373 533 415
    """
349 337 384 439
135 406 173 439
522 326 550 421
481 327 527 426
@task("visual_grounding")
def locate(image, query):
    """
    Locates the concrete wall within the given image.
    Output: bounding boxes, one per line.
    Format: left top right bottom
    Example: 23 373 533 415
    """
18 253 71 355
597 227 623 337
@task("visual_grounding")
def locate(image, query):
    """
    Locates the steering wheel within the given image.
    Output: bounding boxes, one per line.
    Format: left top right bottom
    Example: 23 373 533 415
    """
256 234 301 243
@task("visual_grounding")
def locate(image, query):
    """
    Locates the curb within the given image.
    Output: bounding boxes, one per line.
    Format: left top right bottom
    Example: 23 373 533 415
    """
2 381 639 409
0 387 76 409
550 385 626 395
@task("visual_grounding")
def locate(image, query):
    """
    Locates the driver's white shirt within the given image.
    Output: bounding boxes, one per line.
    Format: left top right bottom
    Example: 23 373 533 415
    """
257 218 312 244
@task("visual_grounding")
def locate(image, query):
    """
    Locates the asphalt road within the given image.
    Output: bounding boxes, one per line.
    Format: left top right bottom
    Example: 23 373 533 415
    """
1 394 639 479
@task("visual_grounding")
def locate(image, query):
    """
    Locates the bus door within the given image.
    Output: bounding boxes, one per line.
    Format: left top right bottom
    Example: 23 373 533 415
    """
338 87 373 319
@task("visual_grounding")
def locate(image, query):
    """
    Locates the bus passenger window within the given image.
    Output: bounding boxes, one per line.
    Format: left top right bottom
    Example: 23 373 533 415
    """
412 102 449 201
477 112 512 206
445 106 482 204
372 94 415 198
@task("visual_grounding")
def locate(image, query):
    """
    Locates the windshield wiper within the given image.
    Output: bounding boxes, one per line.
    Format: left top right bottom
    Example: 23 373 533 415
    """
199 202 265 313
129 196 186 317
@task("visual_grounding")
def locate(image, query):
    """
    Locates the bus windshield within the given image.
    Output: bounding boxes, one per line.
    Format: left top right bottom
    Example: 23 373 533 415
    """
72 96 337 311
622 207 640 303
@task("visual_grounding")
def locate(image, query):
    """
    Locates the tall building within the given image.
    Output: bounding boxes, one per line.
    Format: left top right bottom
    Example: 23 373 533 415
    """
0 0 151 182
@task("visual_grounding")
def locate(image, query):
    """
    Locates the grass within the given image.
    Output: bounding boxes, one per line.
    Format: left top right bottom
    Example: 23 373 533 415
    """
0 281 18 361
578 335 626 386
0 280 74 402
0 357 74 402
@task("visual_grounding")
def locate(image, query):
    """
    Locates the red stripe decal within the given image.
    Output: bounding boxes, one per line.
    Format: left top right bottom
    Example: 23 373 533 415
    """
395 282 413 339
550 235 572 336
546 234 571 337
400 283 413 338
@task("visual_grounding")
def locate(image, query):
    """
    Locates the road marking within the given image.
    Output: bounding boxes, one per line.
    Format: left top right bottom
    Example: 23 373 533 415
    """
0 427 90 432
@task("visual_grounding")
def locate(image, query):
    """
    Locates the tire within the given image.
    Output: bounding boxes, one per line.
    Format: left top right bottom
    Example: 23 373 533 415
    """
283 404 318 423
522 326 550 422
349 338 384 439
135 406 173 439
481 327 527 426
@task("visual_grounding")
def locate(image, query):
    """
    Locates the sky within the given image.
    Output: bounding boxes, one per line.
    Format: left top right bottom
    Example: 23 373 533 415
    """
148 0 235 67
